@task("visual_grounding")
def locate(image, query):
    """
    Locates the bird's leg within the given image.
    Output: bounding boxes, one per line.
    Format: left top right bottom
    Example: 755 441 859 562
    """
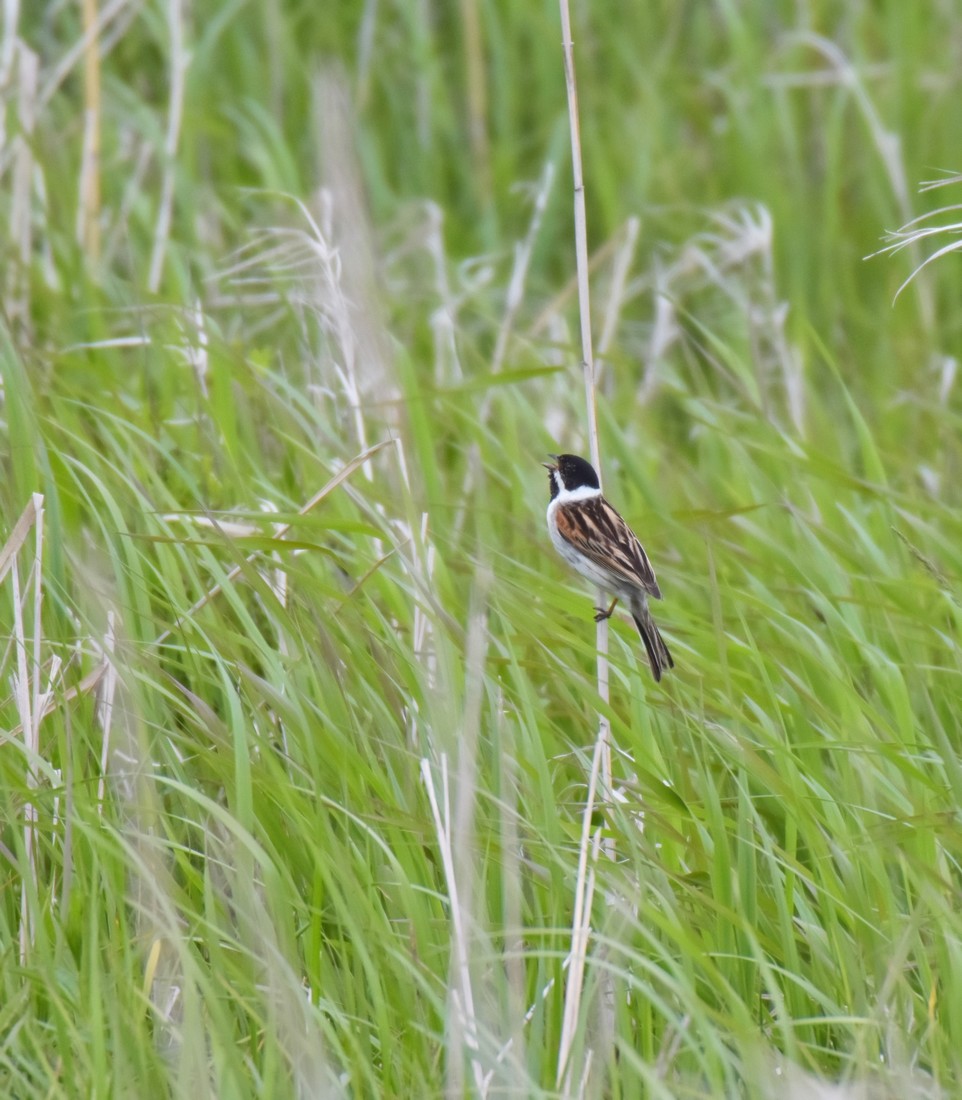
593 597 619 623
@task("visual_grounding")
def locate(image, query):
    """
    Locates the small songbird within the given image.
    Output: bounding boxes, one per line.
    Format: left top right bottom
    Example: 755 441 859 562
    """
544 453 673 681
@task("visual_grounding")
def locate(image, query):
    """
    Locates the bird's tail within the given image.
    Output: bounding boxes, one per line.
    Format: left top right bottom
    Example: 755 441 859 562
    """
631 600 673 682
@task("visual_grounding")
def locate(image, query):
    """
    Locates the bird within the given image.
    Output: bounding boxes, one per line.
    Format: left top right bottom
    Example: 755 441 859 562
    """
544 453 673 681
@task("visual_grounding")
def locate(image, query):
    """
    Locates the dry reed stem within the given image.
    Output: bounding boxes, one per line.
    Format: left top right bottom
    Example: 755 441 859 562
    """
556 733 605 1090
556 0 621 1090
422 754 487 1097
78 0 102 260
459 0 491 205
8 46 36 330
148 0 187 292
557 0 609 766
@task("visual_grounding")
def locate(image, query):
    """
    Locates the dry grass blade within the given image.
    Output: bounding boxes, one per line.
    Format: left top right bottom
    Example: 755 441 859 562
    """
1 494 45 962
0 494 42 585
422 754 487 1096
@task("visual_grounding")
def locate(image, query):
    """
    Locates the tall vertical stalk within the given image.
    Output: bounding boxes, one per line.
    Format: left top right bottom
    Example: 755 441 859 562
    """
555 0 616 1092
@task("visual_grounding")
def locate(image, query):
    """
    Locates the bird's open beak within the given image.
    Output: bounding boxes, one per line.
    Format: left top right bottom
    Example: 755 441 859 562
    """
542 453 559 471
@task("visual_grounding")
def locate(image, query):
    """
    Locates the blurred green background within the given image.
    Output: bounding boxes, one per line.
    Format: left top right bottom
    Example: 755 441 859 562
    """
2 2 962 1096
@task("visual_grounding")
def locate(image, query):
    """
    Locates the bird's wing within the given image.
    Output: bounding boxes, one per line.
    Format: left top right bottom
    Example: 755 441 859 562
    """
555 496 662 598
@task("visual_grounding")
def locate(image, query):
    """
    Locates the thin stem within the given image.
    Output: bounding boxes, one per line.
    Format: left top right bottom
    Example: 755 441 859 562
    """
148 0 187 292
78 0 102 261
556 0 616 1093
558 0 611 779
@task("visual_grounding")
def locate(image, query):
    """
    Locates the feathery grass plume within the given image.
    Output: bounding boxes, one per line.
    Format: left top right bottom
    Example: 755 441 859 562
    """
875 173 962 301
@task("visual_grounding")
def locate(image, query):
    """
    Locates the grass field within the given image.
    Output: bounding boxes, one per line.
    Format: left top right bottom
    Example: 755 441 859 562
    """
3 2 962 1096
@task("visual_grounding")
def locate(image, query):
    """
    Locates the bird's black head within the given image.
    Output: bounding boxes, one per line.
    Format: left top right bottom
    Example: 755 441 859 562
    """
543 453 600 499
